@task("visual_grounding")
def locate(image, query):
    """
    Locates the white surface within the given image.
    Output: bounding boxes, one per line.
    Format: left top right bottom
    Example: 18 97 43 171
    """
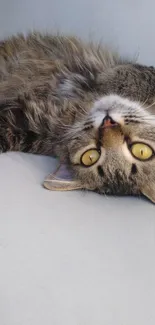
0 0 155 324
0 153 155 325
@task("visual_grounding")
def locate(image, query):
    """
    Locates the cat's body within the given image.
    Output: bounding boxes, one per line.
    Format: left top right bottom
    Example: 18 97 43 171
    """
1 32 155 202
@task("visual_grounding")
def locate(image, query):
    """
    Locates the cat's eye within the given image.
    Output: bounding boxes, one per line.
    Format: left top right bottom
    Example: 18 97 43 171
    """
131 143 154 161
81 149 100 166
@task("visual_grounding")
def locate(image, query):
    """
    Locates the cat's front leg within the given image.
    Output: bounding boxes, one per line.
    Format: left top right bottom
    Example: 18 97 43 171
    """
0 98 42 154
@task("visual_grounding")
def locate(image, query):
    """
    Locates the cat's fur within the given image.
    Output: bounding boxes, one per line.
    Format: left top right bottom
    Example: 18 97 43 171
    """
0 32 155 201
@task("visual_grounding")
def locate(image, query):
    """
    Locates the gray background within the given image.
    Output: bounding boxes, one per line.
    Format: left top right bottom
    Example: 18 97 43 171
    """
0 1 155 325
1 0 155 65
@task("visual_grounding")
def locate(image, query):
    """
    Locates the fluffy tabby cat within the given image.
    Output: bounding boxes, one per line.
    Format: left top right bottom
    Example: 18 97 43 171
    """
0 32 155 202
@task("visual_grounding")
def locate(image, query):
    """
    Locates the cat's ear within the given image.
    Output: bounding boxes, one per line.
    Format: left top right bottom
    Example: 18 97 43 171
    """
43 163 83 191
141 183 155 203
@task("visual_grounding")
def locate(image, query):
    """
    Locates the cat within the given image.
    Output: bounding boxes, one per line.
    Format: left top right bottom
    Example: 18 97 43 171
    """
0 32 155 202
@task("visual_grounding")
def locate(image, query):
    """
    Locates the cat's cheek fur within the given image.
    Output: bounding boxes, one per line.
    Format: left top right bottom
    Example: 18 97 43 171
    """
141 180 155 204
141 185 155 203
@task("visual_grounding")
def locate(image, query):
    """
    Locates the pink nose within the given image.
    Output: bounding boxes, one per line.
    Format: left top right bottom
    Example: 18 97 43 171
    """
102 116 118 128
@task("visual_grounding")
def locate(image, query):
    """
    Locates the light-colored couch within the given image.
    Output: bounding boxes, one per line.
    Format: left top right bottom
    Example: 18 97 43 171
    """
0 1 155 324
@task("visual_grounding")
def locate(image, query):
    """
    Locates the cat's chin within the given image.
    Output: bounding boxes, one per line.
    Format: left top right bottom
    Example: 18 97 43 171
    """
91 94 143 129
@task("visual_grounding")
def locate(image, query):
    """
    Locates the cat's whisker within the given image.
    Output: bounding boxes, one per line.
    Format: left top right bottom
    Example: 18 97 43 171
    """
137 87 148 105
139 96 150 109
144 100 155 111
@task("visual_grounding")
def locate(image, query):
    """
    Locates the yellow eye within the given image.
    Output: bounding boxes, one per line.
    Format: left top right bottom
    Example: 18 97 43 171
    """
131 143 153 161
81 149 100 166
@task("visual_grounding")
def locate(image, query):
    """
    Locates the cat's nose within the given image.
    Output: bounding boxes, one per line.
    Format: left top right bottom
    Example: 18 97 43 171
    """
102 115 118 128
101 116 122 148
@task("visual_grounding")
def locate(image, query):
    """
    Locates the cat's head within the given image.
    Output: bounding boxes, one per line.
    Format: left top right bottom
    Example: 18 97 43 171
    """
45 94 155 203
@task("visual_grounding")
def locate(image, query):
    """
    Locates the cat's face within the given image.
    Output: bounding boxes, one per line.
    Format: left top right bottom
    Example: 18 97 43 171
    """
65 94 155 202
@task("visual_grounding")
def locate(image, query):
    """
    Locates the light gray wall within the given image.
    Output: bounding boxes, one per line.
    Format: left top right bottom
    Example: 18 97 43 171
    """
0 0 154 65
